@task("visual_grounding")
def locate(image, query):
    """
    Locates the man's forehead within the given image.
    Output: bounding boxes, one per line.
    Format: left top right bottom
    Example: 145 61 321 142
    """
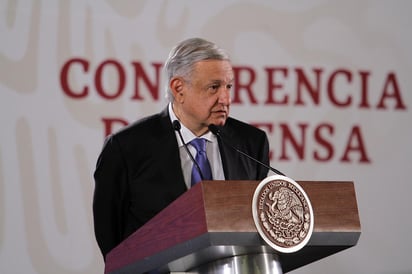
192 60 233 77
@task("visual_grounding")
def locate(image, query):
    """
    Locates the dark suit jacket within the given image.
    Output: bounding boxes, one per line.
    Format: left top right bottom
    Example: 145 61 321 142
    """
93 108 270 258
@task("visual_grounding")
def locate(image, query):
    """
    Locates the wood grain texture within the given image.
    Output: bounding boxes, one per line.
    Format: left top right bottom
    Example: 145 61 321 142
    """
203 180 360 233
105 180 361 273
301 181 361 232
105 182 207 273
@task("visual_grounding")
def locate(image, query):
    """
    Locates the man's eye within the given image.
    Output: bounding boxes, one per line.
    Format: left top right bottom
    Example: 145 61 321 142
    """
209 85 220 93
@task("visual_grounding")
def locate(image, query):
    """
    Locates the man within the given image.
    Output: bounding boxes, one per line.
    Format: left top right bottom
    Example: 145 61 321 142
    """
93 38 270 260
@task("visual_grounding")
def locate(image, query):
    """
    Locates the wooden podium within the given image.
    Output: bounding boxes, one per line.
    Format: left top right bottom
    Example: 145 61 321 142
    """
105 180 361 273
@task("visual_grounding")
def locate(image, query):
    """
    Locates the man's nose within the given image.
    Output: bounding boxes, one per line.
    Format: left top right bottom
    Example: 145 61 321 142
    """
218 87 231 105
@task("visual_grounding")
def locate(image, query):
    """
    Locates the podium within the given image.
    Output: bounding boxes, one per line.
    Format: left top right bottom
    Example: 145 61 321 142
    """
105 180 361 273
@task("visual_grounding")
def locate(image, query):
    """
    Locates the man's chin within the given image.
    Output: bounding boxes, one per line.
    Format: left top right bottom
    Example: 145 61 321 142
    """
210 117 227 127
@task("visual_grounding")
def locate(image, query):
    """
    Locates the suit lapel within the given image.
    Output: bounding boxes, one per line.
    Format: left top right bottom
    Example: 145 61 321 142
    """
157 108 187 192
217 120 242 180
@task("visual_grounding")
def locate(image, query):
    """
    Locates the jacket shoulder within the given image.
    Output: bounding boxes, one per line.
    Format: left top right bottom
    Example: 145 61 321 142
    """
113 109 169 140
224 117 266 138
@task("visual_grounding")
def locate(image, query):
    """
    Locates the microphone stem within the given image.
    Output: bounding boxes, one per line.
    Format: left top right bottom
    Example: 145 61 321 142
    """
209 124 285 176
234 147 285 176
174 122 205 180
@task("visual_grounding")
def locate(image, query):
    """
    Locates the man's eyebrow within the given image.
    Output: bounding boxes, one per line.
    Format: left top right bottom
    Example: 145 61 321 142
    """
208 78 234 83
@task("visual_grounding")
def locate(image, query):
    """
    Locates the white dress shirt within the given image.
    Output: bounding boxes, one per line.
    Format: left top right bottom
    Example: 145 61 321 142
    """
168 103 225 189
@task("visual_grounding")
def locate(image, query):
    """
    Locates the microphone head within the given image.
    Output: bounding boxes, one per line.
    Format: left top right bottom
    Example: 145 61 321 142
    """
208 124 221 135
172 120 181 131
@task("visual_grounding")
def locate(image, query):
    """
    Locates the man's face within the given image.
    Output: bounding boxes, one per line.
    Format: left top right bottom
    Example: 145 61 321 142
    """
172 60 234 136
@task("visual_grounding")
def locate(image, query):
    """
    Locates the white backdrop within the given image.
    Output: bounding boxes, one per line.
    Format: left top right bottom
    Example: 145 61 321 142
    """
1 1 411 273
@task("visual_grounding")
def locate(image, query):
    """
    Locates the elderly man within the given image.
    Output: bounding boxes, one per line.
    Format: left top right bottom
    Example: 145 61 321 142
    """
93 37 270 260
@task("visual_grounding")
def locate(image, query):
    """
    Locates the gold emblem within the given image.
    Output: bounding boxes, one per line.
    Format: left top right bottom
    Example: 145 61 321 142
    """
252 175 314 253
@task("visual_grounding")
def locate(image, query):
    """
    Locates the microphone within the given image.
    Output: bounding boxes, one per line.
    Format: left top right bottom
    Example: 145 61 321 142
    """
208 124 285 176
173 120 204 180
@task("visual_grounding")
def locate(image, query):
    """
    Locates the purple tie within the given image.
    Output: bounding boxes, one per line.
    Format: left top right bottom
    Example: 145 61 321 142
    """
190 138 213 186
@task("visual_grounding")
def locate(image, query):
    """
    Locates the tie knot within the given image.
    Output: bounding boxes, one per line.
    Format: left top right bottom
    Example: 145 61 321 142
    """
190 138 207 153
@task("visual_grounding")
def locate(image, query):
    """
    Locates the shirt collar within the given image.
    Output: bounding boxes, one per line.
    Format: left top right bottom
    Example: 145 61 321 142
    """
168 103 214 146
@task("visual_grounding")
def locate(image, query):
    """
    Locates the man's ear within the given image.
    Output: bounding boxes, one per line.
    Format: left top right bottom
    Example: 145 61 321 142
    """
170 77 185 103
